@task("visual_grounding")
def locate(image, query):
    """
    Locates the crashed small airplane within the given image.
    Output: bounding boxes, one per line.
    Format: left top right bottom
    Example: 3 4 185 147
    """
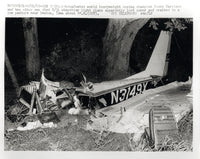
18 30 172 115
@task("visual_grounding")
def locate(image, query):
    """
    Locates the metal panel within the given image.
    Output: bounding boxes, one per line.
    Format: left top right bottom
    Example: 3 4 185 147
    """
149 105 178 149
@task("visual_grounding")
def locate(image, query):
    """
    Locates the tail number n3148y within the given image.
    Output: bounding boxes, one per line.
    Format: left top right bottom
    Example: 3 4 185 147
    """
110 82 148 105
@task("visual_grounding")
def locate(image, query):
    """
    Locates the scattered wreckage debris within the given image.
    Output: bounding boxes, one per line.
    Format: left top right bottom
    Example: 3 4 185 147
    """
6 69 93 125
5 68 97 133
17 120 57 131
37 111 60 124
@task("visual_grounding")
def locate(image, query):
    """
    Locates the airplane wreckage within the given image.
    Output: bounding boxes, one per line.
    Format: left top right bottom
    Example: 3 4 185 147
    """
7 31 184 148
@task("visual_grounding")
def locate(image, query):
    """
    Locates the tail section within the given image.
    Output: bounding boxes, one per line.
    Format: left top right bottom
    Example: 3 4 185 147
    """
127 31 172 79
145 31 172 77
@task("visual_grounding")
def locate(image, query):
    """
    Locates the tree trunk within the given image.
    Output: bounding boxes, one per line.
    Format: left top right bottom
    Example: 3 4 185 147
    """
102 19 149 80
22 18 40 79
5 51 19 95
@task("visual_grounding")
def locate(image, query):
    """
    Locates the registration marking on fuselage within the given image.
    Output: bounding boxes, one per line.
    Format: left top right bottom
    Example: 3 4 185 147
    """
110 81 148 105
97 81 149 107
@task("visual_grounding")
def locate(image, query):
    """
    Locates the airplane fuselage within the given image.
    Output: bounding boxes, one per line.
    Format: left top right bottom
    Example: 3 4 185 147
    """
78 77 158 109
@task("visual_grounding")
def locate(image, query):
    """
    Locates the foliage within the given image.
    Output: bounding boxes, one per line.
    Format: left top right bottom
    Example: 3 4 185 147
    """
149 18 192 31
149 20 159 30
178 109 193 139
157 135 191 151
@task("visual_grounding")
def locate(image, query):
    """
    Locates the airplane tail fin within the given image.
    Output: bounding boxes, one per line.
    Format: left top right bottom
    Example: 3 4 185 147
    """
145 31 172 77
127 30 172 80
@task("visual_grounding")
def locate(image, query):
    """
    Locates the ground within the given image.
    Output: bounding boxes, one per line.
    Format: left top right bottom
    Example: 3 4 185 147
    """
4 82 193 151
4 111 133 151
